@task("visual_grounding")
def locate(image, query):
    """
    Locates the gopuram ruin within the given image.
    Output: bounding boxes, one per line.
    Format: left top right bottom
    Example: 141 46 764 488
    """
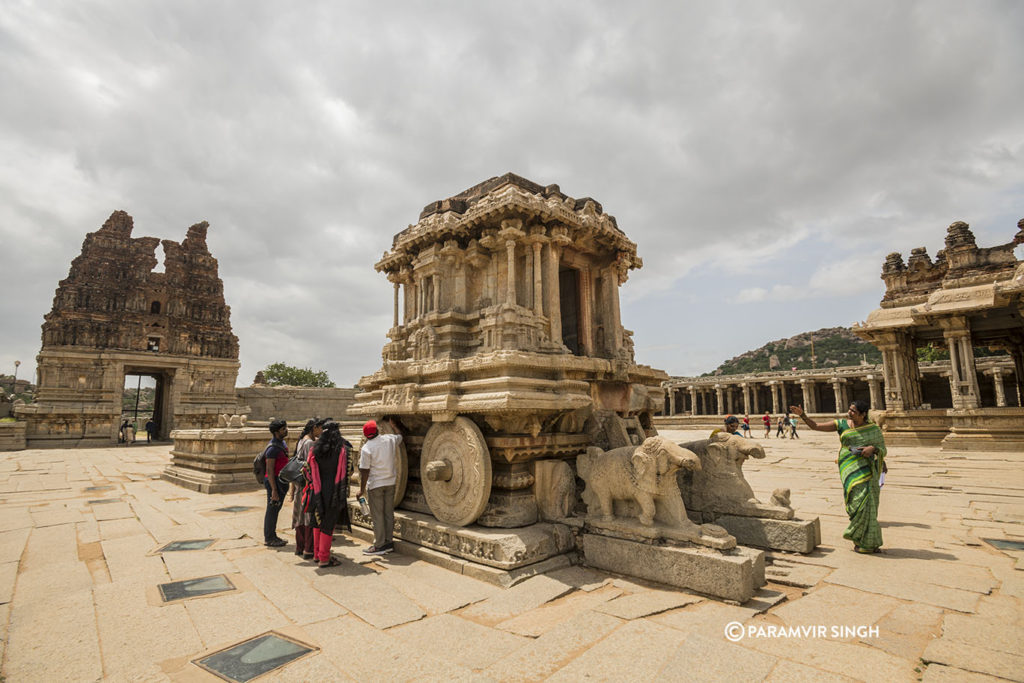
15 211 242 449
349 173 812 600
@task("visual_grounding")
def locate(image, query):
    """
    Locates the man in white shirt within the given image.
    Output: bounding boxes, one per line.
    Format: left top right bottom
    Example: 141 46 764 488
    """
358 417 402 556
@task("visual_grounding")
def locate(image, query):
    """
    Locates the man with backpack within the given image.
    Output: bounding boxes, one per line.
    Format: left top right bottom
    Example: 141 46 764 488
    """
262 419 289 547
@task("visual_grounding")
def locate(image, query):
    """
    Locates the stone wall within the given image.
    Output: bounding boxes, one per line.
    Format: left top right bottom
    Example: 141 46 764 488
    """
0 422 26 451
238 386 358 422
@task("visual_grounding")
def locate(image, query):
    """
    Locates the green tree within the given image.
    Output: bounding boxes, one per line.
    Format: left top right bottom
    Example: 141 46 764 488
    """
261 362 335 388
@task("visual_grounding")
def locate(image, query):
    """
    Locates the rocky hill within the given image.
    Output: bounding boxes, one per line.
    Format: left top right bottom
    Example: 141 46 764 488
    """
704 327 883 376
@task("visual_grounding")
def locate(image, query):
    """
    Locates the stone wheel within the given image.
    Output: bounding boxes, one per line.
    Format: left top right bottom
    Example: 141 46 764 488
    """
376 420 407 507
420 416 492 527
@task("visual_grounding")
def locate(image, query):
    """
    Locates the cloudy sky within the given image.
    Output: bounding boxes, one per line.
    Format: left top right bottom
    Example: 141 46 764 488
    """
1 1 1022 387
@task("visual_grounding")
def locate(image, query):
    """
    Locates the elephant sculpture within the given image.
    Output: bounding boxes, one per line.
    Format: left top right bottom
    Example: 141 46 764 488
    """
679 431 793 520
578 435 701 527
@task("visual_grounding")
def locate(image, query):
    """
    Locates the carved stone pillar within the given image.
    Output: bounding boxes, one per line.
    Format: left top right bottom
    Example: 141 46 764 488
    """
942 317 980 410
866 375 883 410
741 383 751 414
831 378 845 412
877 331 923 411
409 279 418 320
392 282 400 328
432 274 440 312
580 266 594 356
991 369 1007 407
504 240 517 305
689 387 697 416
499 219 524 307
604 270 621 355
545 243 563 345
800 379 814 413
715 385 724 415
668 389 676 416
531 241 544 316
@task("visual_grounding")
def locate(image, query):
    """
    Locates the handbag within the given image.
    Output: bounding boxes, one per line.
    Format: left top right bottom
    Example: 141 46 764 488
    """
278 456 306 485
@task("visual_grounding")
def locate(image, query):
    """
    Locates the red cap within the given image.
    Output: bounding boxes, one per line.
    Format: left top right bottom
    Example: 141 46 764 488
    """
362 420 378 438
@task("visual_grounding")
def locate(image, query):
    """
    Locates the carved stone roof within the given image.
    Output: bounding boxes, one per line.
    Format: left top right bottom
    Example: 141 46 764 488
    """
879 220 1022 308
378 173 639 274
41 210 239 359
855 218 1024 346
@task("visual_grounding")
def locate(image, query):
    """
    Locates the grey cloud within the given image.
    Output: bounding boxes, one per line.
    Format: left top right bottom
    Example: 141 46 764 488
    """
1 1 1021 385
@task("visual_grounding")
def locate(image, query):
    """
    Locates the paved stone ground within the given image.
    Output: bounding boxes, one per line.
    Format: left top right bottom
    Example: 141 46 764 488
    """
0 430 1021 682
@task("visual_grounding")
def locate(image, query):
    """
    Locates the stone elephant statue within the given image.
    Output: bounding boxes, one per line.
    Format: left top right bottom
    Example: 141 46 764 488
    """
679 431 793 520
578 435 701 527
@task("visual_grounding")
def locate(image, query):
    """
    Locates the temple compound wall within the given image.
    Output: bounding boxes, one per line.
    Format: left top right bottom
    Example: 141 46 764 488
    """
16 211 242 448
237 384 357 422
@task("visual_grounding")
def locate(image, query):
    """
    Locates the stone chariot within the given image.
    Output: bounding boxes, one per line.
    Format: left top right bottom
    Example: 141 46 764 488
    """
349 173 666 530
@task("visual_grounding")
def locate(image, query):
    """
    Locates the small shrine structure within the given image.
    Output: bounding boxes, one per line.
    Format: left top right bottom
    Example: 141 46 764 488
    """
854 219 1024 449
16 211 242 448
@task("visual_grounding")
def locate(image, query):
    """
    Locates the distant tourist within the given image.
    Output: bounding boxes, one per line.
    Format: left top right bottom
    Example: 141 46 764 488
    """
790 401 886 554
145 418 157 443
762 411 771 438
119 419 129 443
290 418 321 559
741 414 751 438
125 421 135 444
776 415 786 438
358 418 403 556
712 415 742 439
308 421 352 568
263 419 289 548
789 415 799 439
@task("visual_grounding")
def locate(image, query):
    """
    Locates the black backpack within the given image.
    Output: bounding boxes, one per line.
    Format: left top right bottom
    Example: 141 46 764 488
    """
253 442 284 484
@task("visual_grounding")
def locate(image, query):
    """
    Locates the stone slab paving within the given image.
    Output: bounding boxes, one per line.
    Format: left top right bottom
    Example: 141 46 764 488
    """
391 612 530 670
0 433 1022 681
593 587 701 619
497 585 624 637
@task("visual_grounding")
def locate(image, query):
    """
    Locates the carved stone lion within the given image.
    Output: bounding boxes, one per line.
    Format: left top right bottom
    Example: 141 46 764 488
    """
578 435 701 527
679 432 793 520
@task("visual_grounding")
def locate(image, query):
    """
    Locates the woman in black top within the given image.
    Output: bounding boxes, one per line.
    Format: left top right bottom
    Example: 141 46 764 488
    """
307 422 353 568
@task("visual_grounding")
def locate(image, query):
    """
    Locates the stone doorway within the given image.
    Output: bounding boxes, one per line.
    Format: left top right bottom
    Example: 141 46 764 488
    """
121 370 173 440
559 266 582 355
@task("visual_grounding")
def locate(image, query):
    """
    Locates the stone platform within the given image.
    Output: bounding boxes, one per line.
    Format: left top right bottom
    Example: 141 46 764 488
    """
0 420 26 451
162 427 266 493
348 503 575 571
715 516 822 554
582 533 764 602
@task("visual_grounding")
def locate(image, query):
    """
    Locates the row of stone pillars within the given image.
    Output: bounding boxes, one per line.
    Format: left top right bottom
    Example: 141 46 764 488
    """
666 376 884 416
875 322 1024 411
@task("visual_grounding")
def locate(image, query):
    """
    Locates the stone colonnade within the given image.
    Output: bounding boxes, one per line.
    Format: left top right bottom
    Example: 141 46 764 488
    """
663 357 1019 416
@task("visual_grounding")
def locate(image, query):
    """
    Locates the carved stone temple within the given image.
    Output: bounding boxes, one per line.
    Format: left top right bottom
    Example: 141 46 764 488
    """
349 174 770 600
853 219 1024 450
16 211 242 448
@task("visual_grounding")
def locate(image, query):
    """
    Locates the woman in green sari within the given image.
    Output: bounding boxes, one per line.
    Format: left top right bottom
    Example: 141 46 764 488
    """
790 400 887 553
